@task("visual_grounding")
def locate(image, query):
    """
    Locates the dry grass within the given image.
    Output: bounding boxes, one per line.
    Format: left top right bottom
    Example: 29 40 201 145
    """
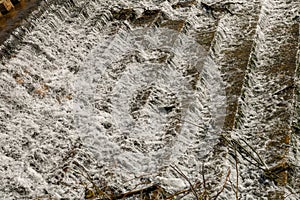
70 164 232 200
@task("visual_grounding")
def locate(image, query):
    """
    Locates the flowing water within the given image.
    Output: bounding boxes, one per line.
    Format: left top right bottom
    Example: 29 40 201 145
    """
0 0 299 199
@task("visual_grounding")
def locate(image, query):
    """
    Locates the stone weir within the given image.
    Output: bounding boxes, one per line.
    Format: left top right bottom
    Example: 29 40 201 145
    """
0 0 20 16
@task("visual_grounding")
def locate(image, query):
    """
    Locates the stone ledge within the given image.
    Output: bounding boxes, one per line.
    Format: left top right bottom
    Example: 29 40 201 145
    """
0 0 17 15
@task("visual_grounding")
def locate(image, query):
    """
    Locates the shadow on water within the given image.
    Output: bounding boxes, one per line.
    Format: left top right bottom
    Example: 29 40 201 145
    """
0 0 41 48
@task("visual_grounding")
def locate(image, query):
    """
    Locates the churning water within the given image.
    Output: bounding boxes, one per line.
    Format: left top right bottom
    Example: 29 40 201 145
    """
0 0 299 199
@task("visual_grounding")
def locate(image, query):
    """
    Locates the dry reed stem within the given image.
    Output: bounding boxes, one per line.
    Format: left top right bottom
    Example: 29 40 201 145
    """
212 168 230 200
165 181 202 200
170 165 199 200
201 163 208 199
234 146 239 200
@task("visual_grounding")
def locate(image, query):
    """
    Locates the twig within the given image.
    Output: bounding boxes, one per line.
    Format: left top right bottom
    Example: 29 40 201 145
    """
109 184 161 200
234 146 239 200
212 168 231 200
284 190 300 198
170 165 199 200
221 135 265 170
165 181 202 200
228 178 236 197
201 163 208 199
239 137 266 167
67 167 110 199
175 117 203 129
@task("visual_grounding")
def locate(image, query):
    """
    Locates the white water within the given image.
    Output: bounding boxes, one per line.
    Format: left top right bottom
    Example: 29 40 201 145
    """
75 26 227 192
0 0 299 199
